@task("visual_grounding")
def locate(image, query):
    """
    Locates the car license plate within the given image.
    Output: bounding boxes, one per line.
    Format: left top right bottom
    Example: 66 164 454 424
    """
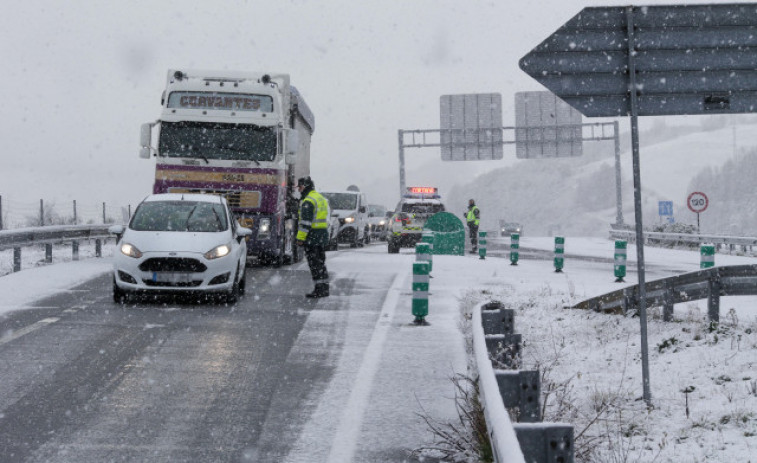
153 272 192 283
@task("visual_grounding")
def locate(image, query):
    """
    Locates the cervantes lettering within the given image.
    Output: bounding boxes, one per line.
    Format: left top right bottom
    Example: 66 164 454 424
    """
179 95 261 111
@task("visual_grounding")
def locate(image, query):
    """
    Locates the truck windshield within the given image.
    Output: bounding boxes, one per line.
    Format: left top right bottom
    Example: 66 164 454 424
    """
321 193 357 210
159 121 277 162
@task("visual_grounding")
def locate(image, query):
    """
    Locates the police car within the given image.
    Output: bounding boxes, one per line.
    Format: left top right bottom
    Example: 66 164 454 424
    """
387 187 445 253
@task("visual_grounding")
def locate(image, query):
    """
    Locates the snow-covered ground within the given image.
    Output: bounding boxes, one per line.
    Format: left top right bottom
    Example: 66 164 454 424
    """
1 237 756 461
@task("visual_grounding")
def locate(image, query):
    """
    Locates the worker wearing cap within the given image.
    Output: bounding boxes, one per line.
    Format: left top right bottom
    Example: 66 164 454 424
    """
465 199 480 254
296 176 330 298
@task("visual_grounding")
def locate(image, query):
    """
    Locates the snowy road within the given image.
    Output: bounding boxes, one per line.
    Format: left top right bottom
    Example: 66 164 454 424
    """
1 237 755 462
0 243 466 463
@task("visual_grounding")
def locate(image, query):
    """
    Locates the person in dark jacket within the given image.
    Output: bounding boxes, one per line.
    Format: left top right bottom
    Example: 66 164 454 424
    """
465 199 480 253
296 176 331 298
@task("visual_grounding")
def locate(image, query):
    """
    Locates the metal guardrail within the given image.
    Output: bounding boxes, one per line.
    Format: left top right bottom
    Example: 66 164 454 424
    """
473 301 574 463
0 224 115 272
570 265 757 322
609 229 757 250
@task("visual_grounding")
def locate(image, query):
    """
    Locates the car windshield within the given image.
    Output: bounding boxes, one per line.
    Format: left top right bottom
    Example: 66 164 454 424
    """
401 202 444 216
367 205 386 216
321 193 357 210
130 201 228 232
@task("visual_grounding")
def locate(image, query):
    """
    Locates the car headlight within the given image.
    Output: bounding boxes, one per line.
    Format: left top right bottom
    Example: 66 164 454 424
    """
379 220 386 226
344 216 355 224
120 242 143 258
204 244 231 260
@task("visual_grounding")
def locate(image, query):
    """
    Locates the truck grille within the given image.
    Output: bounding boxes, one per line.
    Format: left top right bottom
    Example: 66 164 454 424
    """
139 258 207 273
168 188 261 208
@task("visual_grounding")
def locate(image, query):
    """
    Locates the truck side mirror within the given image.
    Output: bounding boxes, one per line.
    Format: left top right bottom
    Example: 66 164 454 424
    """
359 206 366 214
140 123 155 158
285 129 299 164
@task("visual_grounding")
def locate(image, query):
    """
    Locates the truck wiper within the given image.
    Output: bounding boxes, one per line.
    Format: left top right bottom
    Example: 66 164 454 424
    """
213 146 261 165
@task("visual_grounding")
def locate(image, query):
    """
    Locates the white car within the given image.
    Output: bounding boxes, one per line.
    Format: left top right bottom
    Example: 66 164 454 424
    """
108 193 252 303
321 188 369 248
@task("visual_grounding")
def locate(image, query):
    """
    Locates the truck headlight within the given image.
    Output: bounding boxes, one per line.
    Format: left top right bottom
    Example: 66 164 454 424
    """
344 216 355 224
120 243 143 258
204 243 231 260
379 219 386 226
258 218 271 238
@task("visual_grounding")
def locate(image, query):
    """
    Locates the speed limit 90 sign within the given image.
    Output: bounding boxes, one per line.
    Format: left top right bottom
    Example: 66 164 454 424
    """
687 191 708 213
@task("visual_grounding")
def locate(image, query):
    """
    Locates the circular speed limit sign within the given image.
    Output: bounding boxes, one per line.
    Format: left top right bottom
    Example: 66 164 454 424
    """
687 191 708 213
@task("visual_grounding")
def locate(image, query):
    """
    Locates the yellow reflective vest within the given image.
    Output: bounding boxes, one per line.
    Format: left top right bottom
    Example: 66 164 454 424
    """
466 206 480 226
297 190 330 242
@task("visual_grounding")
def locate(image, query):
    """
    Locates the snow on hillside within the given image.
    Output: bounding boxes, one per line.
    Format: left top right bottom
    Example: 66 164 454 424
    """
448 117 757 237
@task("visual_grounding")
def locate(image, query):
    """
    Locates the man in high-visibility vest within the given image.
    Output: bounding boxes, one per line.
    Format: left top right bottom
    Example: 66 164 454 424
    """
297 176 330 298
465 198 480 254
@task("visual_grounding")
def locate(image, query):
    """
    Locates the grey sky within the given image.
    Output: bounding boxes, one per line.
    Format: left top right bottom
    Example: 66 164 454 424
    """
0 0 734 213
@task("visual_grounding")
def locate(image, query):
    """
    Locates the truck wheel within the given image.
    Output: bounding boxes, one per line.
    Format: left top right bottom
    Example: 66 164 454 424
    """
364 227 371 244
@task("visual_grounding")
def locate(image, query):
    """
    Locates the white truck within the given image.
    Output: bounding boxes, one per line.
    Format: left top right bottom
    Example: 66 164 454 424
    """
139 69 315 265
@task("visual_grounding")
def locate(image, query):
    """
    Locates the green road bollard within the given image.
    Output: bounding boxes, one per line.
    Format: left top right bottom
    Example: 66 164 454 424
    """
700 243 715 269
614 240 627 282
478 231 487 260
554 236 564 272
510 233 519 265
412 261 430 324
415 242 432 273
421 230 434 251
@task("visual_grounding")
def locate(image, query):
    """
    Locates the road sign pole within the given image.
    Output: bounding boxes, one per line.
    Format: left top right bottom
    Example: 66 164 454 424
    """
627 5 652 406
398 130 406 199
614 121 623 226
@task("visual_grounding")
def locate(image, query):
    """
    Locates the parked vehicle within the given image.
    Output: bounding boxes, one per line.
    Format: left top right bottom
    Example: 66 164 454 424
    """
388 187 445 253
366 204 390 241
500 221 523 237
139 69 314 266
108 193 251 303
321 186 369 248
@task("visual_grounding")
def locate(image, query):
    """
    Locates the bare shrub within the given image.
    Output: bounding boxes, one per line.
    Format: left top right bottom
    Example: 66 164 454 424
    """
412 374 491 463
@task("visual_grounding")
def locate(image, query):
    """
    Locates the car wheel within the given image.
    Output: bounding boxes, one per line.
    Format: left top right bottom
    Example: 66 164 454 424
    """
238 266 247 296
226 267 240 304
328 238 338 252
113 278 126 303
388 238 399 254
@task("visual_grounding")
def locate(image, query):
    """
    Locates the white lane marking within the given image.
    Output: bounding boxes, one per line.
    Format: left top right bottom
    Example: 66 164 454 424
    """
326 268 408 463
0 317 60 347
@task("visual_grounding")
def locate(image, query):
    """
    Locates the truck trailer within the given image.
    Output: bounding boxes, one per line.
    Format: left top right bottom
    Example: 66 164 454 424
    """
139 69 314 265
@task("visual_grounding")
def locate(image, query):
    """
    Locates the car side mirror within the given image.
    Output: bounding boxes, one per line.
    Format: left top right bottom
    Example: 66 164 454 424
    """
236 226 252 243
108 224 125 242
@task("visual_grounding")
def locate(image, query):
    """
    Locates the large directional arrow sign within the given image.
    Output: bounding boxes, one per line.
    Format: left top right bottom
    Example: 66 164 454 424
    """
519 3 757 117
